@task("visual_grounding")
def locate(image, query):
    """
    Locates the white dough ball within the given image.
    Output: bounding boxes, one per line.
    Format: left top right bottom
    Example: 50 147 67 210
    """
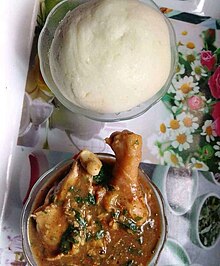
50 0 171 113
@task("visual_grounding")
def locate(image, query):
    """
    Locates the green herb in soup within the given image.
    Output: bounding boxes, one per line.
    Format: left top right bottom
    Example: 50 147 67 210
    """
199 196 220 247
28 131 163 265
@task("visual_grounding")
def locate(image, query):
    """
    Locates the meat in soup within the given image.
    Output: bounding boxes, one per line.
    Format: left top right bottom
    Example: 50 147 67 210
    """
28 131 163 265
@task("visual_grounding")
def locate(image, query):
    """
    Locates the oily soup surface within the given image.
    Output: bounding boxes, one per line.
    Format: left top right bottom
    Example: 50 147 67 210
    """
28 160 162 266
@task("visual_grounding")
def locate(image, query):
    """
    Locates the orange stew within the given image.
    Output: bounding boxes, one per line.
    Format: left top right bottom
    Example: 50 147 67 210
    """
28 158 162 266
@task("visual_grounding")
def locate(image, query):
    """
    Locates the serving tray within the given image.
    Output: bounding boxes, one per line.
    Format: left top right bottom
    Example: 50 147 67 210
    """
0 0 220 265
0 146 219 265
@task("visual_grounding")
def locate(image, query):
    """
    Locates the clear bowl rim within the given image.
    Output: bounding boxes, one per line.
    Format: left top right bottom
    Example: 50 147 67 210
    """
38 0 178 122
21 153 167 266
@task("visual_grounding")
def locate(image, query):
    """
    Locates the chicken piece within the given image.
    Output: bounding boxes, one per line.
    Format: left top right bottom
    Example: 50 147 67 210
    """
55 161 79 201
105 130 148 225
77 149 102 176
33 161 79 252
33 155 104 259
33 205 68 252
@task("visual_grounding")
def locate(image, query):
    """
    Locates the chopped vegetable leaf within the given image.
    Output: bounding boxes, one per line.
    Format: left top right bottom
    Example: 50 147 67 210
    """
75 210 87 228
112 210 120 219
128 246 143 256
122 209 128 216
85 193 96 205
125 219 138 232
118 217 140 233
86 232 93 242
128 246 136 253
199 196 220 247
124 260 135 266
60 239 71 255
93 163 112 185
59 225 79 254
75 196 84 204
134 216 143 222
75 193 96 205
95 230 105 240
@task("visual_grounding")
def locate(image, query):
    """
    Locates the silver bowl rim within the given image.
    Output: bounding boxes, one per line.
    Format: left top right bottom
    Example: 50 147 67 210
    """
21 153 168 265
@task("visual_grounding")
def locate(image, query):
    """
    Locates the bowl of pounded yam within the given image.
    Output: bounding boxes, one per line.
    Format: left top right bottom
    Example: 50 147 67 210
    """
38 0 177 122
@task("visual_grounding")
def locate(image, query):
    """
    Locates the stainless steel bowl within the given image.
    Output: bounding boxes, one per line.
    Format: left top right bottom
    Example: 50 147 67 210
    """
21 154 167 265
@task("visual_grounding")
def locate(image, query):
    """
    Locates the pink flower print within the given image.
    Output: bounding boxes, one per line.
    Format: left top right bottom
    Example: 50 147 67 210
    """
200 50 216 71
214 117 220 136
212 101 220 120
208 66 220 99
187 95 204 110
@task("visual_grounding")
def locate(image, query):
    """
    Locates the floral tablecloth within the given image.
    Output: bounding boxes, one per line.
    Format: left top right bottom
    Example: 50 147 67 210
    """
0 1 219 265
148 18 220 175
0 146 219 265
17 2 220 178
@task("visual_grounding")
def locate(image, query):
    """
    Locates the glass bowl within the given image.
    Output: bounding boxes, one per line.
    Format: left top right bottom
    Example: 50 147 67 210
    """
21 154 167 265
38 0 177 122
152 165 198 216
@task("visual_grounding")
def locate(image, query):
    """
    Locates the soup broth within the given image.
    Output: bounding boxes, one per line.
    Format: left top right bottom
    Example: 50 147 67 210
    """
27 131 165 266
28 158 162 266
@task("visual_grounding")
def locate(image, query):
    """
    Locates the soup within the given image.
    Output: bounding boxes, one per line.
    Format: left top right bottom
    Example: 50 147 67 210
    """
27 131 165 265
